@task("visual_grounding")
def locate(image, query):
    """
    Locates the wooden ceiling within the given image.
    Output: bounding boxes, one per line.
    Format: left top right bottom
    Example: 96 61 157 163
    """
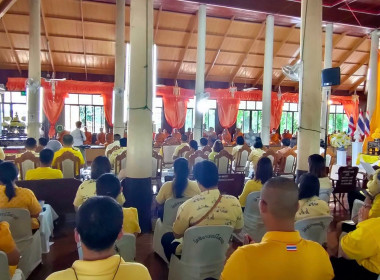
0 0 375 92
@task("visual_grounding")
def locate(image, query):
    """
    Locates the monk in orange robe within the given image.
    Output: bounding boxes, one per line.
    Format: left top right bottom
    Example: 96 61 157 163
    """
105 128 113 145
84 127 92 145
171 128 181 141
282 129 293 140
162 129 169 140
185 128 193 142
221 128 232 145
270 129 281 145
154 128 166 147
232 128 243 145
95 128 106 145
57 130 70 144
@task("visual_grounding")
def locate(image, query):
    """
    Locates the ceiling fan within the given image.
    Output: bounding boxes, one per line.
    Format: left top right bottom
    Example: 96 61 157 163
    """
282 60 302 82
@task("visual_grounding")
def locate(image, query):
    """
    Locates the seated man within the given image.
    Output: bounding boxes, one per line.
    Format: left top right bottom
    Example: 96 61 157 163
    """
0 221 20 277
277 138 291 158
232 128 243 145
95 128 106 145
172 134 189 160
46 196 151 280
36 137 48 153
52 135 85 176
185 128 193 142
220 128 232 145
221 177 334 280
109 138 127 168
154 128 166 147
84 127 92 145
19 137 38 157
270 129 281 145
25 149 63 180
57 129 70 144
171 128 182 142
232 136 245 158
96 173 141 235
199 137 208 149
161 161 243 261
105 134 121 156
105 128 114 145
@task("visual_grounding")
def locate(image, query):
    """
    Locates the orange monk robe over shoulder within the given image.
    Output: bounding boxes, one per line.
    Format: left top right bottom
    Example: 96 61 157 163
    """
154 133 166 145
57 130 70 144
270 133 281 145
172 132 181 141
84 131 92 145
105 133 113 144
222 133 232 145
96 132 106 145
232 132 243 144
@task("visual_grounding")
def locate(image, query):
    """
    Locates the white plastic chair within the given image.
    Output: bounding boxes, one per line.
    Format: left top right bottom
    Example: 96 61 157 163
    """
0 209 42 278
115 234 136 262
351 199 364 220
319 189 332 204
295 215 333 245
242 191 266 242
168 225 233 280
162 145 179 167
0 251 25 280
153 197 189 263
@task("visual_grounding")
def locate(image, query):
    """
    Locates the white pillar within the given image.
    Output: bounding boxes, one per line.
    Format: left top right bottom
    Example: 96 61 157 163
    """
367 30 379 118
320 23 333 140
112 0 126 136
27 0 41 139
193 5 206 141
261 15 274 146
297 0 323 173
125 0 153 232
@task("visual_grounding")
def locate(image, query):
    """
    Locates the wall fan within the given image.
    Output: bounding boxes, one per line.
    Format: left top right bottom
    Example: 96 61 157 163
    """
282 60 302 82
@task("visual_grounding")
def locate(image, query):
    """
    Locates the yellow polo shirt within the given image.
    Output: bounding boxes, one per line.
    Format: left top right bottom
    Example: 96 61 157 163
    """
0 185 42 229
295 196 331 221
46 255 151 280
25 167 63 180
341 217 380 274
369 196 380 218
155 180 200 205
73 180 126 208
52 147 85 175
122 208 141 234
221 231 334 280
109 147 127 168
232 145 243 158
0 222 17 276
208 151 218 162
248 148 265 167
173 143 189 157
238 180 262 207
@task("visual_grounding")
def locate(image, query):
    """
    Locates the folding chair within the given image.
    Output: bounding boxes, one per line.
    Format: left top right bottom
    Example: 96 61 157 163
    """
53 151 81 178
214 150 233 174
242 191 266 242
331 166 359 211
0 251 25 280
295 215 333 245
14 152 40 180
232 145 251 174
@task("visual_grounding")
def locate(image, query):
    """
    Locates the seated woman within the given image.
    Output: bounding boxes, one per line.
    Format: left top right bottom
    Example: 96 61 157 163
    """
73 156 125 211
184 140 198 160
0 221 20 277
208 140 224 162
295 173 330 221
96 173 140 236
248 137 266 171
239 157 273 207
308 154 332 190
155 158 200 220
0 162 42 230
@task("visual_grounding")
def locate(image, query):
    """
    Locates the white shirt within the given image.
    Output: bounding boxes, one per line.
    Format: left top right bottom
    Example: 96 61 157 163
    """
71 128 86 146
105 140 120 156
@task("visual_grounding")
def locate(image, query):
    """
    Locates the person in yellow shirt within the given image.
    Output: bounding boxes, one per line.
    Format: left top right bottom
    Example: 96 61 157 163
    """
17 137 39 158
73 156 125 211
239 157 273 207
295 173 330 221
0 146 5 160
221 177 334 280
52 134 85 176
308 154 332 190
36 137 48 153
46 196 151 280
208 140 224 162
231 136 245 158
277 138 291 158
248 137 265 172
0 221 20 277
0 162 42 229
25 149 63 180
156 158 200 220
172 134 189 160
231 128 244 145
96 173 140 235
330 210 380 279
161 161 243 261
109 138 127 168
184 140 197 159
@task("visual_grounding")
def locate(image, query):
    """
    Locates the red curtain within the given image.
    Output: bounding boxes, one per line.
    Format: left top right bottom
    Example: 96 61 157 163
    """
102 94 113 127
43 88 67 137
271 93 285 130
217 98 240 128
162 96 188 129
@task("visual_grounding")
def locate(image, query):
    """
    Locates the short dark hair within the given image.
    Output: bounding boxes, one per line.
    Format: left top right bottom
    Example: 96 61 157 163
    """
39 149 54 165
96 173 121 199
119 138 127 147
189 140 198 150
281 138 290 147
308 154 326 178
255 157 273 184
91 156 111 179
213 140 224 153
298 173 320 200
193 161 218 188
62 135 74 146
76 196 123 252
236 136 244 145
38 137 48 146
254 137 263 149
200 138 208 146
25 138 37 149
114 134 121 141
181 134 188 142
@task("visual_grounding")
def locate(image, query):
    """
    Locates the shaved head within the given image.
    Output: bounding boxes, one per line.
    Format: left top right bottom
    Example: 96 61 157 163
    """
261 177 299 220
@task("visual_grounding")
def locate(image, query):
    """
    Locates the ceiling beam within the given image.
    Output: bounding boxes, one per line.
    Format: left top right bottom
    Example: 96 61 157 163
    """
79 0 88 79
1 18 21 74
0 0 17 19
334 35 368 67
230 21 266 83
174 13 198 80
253 24 297 86
40 0 55 73
154 5 162 41
205 16 235 80
349 76 366 93
340 53 370 85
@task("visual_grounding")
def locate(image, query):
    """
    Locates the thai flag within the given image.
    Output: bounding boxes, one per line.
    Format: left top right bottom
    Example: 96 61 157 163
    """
286 245 297 251
348 115 355 137
357 110 365 137
364 111 370 137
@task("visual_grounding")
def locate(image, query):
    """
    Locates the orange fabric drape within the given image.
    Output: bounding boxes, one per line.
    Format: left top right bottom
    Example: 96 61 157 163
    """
217 98 240 128
102 94 113 127
162 96 188 129
43 88 68 137
270 92 285 130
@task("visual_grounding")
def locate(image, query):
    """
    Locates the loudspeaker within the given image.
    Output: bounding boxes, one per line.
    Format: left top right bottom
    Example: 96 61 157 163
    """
322 67 341 87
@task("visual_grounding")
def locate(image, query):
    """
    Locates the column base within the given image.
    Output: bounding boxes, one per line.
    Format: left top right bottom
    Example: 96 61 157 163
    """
295 169 308 184
122 177 153 233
